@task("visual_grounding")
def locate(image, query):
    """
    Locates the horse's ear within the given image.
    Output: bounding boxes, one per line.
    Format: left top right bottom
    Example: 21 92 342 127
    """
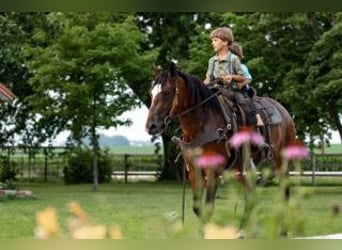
169 61 177 76
152 64 161 77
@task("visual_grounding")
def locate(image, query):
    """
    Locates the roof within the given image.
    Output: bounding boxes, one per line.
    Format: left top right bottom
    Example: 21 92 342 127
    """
0 83 16 101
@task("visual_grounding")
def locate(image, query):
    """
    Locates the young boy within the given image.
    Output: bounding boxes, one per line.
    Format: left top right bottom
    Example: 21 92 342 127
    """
203 27 269 151
203 27 258 127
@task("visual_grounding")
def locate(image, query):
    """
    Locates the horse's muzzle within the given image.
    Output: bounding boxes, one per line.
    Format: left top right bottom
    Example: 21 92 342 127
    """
146 114 171 136
145 120 164 136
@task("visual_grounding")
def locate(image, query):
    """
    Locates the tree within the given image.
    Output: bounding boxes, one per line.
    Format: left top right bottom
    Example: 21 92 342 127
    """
26 13 155 190
0 13 45 146
303 13 342 143
134 13 212 180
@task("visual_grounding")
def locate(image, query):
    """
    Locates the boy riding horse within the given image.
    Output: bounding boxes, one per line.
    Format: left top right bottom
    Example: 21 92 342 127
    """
203 27 268 151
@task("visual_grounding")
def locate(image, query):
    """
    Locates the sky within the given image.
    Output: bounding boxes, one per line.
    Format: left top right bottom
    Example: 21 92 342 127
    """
53 105 153 145
100 105 153 141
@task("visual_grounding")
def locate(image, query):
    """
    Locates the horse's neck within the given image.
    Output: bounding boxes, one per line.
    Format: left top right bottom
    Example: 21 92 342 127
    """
178 113 204 138
176 78 224 140
178 107 222 141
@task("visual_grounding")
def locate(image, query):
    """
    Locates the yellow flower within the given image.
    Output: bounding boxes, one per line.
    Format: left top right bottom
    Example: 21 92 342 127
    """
68 202 88 223
35 206 60 238
203 223 239 239
108 225 123 239
71 225 107 239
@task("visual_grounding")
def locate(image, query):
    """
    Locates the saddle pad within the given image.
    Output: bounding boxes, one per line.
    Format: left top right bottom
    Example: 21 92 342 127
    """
254 97 282 124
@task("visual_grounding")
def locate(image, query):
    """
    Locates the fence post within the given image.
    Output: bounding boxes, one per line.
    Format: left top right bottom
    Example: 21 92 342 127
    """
124 154 129 184
312 153 316 186
43 148 48 182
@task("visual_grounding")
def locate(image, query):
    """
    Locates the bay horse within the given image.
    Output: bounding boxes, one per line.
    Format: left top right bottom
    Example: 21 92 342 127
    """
145 63 296 222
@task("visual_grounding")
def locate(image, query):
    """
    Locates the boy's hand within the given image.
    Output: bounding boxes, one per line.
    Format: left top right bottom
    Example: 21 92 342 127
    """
221 75 233 84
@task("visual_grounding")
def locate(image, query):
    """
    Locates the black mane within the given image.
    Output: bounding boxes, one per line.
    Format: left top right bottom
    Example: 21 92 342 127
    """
154 67 221 112
177 70 221 111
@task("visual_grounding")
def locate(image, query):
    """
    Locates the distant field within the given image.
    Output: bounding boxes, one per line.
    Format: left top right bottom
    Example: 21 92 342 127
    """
107 144 340 155
105 145 163 155
2 143 339 156
313 144 341 154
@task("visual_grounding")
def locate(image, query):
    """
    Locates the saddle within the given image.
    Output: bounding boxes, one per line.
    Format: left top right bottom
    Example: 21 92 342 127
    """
215 86 283 162
215 85 282 127
254 96 282 125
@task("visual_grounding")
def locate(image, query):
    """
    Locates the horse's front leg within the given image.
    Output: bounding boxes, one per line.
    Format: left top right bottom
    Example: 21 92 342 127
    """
235 171 254 229
203 169 219 222
188 166 205 218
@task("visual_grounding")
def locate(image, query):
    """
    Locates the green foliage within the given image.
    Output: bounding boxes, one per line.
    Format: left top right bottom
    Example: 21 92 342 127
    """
26 13 142 138
0 13 51 148
24 12 157 188
0 156 19 182
63 148 113 184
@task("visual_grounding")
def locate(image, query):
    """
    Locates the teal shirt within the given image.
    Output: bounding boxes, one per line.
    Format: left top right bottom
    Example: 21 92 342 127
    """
241 64 252 80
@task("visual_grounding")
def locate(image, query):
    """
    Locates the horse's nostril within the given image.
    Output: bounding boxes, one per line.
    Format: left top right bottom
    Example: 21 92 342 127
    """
146 123 157 134
149 124 157 130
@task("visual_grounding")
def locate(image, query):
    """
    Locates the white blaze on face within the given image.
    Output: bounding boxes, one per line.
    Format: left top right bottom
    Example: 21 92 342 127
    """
151 84 162 101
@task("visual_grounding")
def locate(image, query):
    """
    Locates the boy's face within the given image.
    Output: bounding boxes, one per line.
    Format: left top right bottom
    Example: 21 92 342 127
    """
211 37 228 53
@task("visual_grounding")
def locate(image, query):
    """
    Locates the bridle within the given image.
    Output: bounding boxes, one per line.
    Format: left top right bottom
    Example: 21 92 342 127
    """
162 74 223 132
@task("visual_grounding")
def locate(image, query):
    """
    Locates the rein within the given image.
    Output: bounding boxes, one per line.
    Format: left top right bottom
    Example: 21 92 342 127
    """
173 88 222 119
163 76 222 131
163 77 223 128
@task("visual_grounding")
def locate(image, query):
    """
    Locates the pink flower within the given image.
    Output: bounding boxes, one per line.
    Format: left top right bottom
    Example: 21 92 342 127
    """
196 153 226 169
282 141 309 160
229 127 264 149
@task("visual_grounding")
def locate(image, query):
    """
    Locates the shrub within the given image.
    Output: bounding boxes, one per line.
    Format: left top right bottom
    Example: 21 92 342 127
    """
0 156 19 182
63 148 113 184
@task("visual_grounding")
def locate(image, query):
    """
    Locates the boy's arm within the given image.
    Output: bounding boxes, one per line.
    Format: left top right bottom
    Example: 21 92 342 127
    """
204 58 214 85
203 76 211 85
237 78 251 89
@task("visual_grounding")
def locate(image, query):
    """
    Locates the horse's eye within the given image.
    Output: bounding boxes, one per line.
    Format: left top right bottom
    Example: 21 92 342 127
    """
162 91 171 98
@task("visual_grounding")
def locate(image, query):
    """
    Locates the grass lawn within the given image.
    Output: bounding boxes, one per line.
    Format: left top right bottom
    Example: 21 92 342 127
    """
0 180 341 239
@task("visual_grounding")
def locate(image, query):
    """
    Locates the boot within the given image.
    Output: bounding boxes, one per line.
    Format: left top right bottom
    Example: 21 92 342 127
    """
256 127 269 152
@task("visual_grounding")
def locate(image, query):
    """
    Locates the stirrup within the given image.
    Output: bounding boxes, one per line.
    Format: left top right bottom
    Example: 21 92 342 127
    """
258 142 269 151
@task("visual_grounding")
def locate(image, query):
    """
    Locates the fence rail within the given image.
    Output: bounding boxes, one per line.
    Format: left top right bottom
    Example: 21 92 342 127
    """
310 153 342 185
110 154 162 183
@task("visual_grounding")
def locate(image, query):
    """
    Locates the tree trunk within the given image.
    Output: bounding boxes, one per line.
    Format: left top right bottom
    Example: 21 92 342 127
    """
319 133 325 154
91 95 99 191
91 131 99 192
159 121 185 181
331 109 342 144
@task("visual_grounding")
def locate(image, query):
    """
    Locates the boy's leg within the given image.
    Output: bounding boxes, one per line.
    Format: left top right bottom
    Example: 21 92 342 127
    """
256 113 264 126
235 91 269 151
234 91 256 126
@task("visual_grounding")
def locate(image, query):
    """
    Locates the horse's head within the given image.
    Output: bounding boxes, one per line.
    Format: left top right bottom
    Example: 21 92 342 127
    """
145 63 179 136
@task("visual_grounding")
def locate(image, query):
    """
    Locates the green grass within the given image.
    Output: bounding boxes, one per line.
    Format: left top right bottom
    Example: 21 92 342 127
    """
0 181 201 239
0 179 341 239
